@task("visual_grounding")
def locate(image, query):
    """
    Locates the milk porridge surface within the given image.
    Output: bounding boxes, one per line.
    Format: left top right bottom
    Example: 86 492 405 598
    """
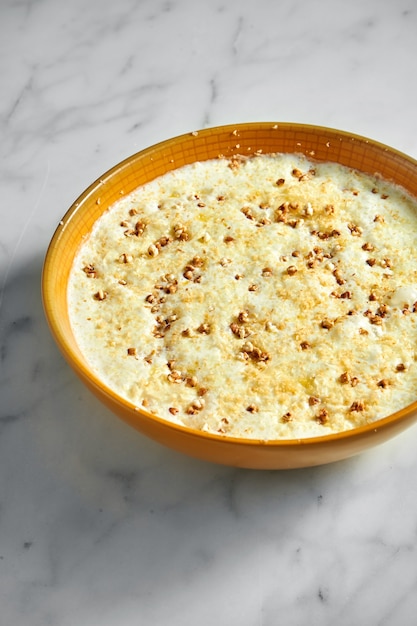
68 153 417 439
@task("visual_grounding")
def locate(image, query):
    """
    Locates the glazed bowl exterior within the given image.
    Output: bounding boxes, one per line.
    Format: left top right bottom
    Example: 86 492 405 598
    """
42 122 417 469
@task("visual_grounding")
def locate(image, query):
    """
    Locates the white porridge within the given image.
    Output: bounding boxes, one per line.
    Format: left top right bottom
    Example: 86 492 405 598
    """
68 152 417 439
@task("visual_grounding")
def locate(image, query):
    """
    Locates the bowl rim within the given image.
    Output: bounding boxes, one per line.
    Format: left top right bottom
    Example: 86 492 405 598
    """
42 121 417 449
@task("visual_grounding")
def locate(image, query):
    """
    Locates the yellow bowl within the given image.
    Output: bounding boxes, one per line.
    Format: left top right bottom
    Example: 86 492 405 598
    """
42 122 417 469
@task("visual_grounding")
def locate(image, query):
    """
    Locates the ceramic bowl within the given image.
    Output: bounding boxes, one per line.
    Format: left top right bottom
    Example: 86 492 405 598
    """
42 122 417 469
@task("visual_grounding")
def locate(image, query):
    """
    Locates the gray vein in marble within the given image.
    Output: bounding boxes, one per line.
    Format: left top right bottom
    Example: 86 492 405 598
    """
231 14 244 56
3 74 35 125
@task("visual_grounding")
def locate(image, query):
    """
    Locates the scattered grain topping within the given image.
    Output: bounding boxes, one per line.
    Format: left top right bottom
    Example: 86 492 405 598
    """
241 206 254 220
340 372 359 386
316 408 329 424
190 256 203 268
173 223 190 241
83 264 98 278
333 269 345 285
286 265 298 276
311 228 340 240
304 202 314 216
300 341 311 350
148 244 159 257
340 371 350 384
185 375 198 387
186 398 205 414
377 379 390 388
94 290 107 301
362 242 374 252
287 219 299 229
396 363 406 372
237 310 250 323
369 315 383 326
167 369 183 383
348 223 363 236
230 322 251 339
281 412 293 423
321 318 335 330
197 323 211 334
246 404 259 413
376 304 388 317
157 235 172 248
350 401 365 412
119 253 133 264
309 396 320 406
144 351 154 364
240 341 270 364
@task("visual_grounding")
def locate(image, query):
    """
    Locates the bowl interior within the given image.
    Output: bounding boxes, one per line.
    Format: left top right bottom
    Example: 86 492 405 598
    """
42 122 417 468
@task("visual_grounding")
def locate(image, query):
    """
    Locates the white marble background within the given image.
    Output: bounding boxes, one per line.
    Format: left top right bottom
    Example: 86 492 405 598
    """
2 0 417 624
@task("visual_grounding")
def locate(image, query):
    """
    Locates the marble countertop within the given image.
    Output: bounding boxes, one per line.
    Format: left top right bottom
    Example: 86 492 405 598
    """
2 0 417 624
